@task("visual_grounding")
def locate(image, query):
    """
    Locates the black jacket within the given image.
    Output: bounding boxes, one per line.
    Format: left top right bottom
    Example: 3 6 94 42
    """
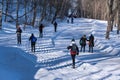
89 35 94 46
80 37 87 46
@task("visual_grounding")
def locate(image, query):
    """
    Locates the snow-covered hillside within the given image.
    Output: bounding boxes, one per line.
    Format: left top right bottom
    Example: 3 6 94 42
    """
0 18 120 80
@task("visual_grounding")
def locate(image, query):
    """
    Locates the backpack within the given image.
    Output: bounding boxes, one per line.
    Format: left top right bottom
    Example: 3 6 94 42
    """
79 39 83 45
71 44 77 52
32 37 37 42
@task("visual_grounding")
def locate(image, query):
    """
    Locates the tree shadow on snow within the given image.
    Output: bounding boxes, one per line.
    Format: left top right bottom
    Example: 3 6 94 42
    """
77 53 113 65
36 55 72 70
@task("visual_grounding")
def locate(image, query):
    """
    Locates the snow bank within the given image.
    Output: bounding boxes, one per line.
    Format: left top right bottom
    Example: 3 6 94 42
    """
93 20 120 56
108 48 120 56
35 62 100 80
0 46 38 80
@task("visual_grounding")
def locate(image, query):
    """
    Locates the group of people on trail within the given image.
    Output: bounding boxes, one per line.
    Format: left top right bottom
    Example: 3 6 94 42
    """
16 26 37 52
80 34 94 53
16 21 58 52
67 14 75 24
67 34 94 68
39 21 58 38
16 22 94 69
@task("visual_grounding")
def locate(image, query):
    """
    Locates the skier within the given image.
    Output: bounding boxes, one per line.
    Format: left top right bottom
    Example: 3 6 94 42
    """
53 21 57 32
67 38 79 68
39 24 44 38
88 34 94 53
16 26 22 44
79 35 87 52
29 33 37 52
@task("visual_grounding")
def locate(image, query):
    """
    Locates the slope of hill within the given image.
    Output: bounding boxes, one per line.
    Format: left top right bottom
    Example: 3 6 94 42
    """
0 18 120 80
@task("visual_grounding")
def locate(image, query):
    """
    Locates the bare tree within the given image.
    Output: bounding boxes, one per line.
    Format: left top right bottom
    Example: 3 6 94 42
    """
23 0 27 30
52 0 61 23
31 0 37 27
106 0 114 39
16 0 19 28
4 0 9 22
59 0 70 19
0 1 2 29
116 0 120 34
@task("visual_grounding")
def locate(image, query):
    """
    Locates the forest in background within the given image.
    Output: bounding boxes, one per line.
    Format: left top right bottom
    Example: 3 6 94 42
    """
0 0 120 39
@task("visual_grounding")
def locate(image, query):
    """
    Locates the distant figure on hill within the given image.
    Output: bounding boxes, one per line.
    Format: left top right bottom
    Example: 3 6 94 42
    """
29 33 37 52
53 21 57 32
39 24 44 38
88 34 94 53
71 17 74 24
79 35 87 52
67 17 70 23
16 25 22 44
67 38 79 68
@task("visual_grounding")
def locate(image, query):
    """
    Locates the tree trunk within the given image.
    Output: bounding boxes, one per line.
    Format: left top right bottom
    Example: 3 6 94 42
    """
106 0 114 39
117 0 120 34
40 0 47 22
16 0 19 28
0 2 2 29
4 0 9 22
23 0 27 30
32 1 37 27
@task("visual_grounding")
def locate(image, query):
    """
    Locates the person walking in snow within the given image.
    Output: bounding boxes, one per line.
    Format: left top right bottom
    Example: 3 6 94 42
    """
53 21 57 32
39 24 44 38
71 17 74 24
79 35 87 52
67 38 79 68
29 33 37 52
16 26 22 44
67 17 70 23
88 34 94 53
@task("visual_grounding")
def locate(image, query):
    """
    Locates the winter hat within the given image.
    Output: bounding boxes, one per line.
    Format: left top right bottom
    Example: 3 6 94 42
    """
71 38 75 41
70 43 72 46
72 41 75 44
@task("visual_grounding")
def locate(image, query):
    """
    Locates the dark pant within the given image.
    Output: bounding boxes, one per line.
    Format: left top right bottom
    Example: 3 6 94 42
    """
17 34 21 44
71 55 76 68
39 32 43 38
89 46 93 53
80 45 85 52
31 42 36 52
54 26 57 32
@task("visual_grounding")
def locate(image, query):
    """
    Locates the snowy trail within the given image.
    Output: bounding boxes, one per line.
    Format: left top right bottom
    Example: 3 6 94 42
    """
32 19 111 79
23 19 116 80
0 18 120 80
34 19 120 80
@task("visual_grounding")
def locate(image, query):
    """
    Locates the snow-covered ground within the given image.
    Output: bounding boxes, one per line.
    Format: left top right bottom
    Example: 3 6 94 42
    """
0 18 120 80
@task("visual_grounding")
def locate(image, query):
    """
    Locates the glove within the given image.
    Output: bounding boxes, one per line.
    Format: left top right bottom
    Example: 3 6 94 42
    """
77 52 79 55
